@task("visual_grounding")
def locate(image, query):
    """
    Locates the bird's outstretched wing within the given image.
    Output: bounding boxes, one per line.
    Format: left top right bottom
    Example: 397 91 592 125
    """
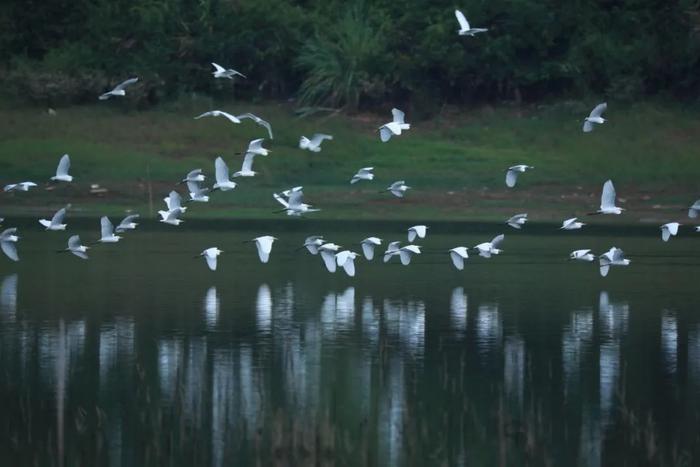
0 241 18 262
600 180 616 209
212 62 226 73
589 102 607 119
237 113 273 139
247 138 265 153
113 77 138 92
455 10 470 30
100 216 114 238
379 126 393 142
490 234 505 249
68 235 82 250
204 253 217 271
391 108 406 124
56 154 71 177
51 208 67 225
505 169 518 188
255 237 274 263
310 134 333 146
214 157 230 184
241 152 256 172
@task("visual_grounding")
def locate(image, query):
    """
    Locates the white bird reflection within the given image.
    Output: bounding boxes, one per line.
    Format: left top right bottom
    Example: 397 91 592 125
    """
598 291 628 340
688 326 700 393
504 335 525 412
382 299 425 357
157 338 183 402
321 287 356 334
562 308 594 392
203 286 220 329
476 303 502 357
378 354 405 467
599 342 620 424
256 283 272 333
0 274 18 322
661 311 677 374
183 337 208 426
450 287 468 333
39 320 86 387
98 317 135 390
361 297 379 345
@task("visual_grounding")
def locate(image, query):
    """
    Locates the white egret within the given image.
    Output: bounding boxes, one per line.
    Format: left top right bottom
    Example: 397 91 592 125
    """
4 181 37 192
98 217 122 243
408 225 428 242
583 103 607 133
51 154 73 182
115 214 139 233
569 249 595 262
99 77 138 100
0 228 19 262
299 134 333 152
336 250 359 277
237 113 273 139
591 180 623 215
319 243 342 272
449 247 469 270
506 214 528 229
212 157 237 191
687 199 700 218
386 180 410 198
194 110 241 124
232 152 260 177
273 187 319 216
198 247 222 271
397 245 421 265
245 138 270 156
301 236 325 255
505 165 533 188
379 108 410 142
455 10 488 36
383 241 401 262
360 237 382 260
661 222 680 242
561 217 585 230
187 180 210 202
599 247 630 277
181 169 205 184
163 190 187 213
63 235 89 260
474 234 504 258
251 236 276 263
351 167 374 184
39 207 67 231
211 62 246 79
158 207 185 226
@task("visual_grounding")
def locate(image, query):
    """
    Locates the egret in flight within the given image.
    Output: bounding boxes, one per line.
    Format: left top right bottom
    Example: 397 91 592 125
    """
273 187 319 216
386 180 411 198
569 249 595 262
39 207 68 231
198 247 222 271
455 10 488 36
599 247 630 277
336 251 359 277
99 77 138 100
660 222 680 242
319 243 342 272
561 217 585 230
97 217 122 243
379 108 410 142
251 236 276 263
299 134 333 152
449 247 469 270
0 228 19 262
115 214 139 233
62 235 89 260
301 236 325 255
194 110 242 124
238 113 273 139
505 165 533 188
591 180 623 215
51 154 73 182
211 63 246 79
383 241 401 262
687 199 700 218
583 103 607 133
212 157 237 191
408 225 427 242
187 180 210 203
158 208 185 226
506 214 528 229
180 169 205 184
245 138 270 157
351 167 374 184
4 181 37 192
474 234 504 258
360 237 382 260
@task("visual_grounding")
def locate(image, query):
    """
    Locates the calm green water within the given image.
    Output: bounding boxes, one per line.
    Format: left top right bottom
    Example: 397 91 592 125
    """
1 223 699 466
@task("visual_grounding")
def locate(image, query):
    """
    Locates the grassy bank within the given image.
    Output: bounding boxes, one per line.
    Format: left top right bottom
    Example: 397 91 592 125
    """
0 98 698 223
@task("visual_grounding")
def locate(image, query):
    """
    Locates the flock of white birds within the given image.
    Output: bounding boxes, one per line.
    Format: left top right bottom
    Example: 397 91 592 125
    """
1 10 699 278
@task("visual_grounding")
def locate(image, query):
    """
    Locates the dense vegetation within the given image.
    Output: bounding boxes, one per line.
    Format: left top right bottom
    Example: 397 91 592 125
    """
1 0 699 111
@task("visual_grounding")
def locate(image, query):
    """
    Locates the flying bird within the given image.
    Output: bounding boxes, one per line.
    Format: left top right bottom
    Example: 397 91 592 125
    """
591 180 623 215
212 157 237 191
583 103 607 133
336 251 360 277
211 62 246 80
379 108 410 142
569 249 595 262
299 134 333 152
360 237 382 260
97 217 122 243
39 207 68 231
505 165 533 188
51 154 73 182
4 181 37 192
194 110 241 124
0 228 19 262
561 217 585 230
660 222 680 242
407 225 428 242
245 138 270 157
187 180 210 202
237 113 273 139
455 10 488 36
687 199 700 218
396 245 421 265
301 236 325 255
99 77 138 100
158 207 185 226
474 234 504 258
383 241 402 263
319 243 342 272
63 235 89 260
233 152 261 177
506 214 528 229
251 236 276 263
351 167 374 184
163 190 187 213
198 247 223 271
599 247 630 277
386 180 411 198
115 214 139 233
273 187 319 216
449 247 469 270
180 169 205 184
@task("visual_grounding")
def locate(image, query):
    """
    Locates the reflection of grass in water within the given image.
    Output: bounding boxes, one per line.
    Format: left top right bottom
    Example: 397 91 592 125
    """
1 100 699 222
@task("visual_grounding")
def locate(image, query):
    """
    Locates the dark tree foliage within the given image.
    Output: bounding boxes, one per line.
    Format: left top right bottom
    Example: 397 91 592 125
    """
1 0 698 109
